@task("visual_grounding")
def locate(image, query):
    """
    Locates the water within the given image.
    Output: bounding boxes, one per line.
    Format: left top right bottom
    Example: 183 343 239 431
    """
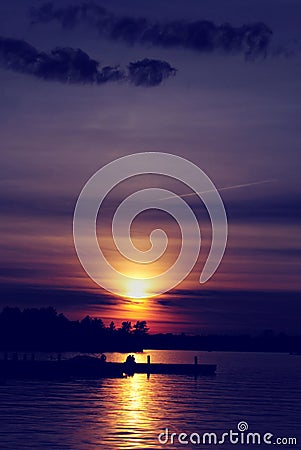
0 351 300 449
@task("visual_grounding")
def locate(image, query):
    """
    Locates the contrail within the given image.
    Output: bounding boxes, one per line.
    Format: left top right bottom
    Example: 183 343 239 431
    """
159 179 276 201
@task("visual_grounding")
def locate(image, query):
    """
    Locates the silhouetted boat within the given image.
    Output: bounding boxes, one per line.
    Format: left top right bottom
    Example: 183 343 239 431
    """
0 355 217 379
0 356 124 379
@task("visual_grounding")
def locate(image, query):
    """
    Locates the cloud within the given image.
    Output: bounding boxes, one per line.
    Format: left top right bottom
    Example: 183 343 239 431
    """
1 283 300 333
30 2 273 59
0 282 116 311
0 36 121 84
128 58 177 87
0 36 176 86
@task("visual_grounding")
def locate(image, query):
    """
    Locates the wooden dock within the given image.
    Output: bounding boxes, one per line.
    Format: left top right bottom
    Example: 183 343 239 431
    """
0 355 217 379
133 362 216 375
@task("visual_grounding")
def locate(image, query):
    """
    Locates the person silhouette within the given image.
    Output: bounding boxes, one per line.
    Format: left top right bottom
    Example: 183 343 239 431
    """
126 355 136 364
125 355 136 375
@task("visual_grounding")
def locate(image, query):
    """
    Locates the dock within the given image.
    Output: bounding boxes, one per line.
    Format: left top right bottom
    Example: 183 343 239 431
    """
0 355 217 379
133 362 216 375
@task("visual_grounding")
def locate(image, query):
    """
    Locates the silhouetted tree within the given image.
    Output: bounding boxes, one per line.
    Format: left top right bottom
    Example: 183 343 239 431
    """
109 321 116 333
0 307 300 353
120 321 132 335
133 321 149 336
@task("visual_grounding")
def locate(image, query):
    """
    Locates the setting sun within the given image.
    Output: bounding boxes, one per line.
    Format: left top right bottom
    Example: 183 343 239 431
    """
125 278 153 299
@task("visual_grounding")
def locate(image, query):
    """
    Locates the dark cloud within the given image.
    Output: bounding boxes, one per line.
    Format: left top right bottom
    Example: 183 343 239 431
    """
1 185 300 224
0 283 116 311
159 288 301 334
128 58 176 87
1 283 300 333
0 36 176 87
0 36 121 84
97 64 124 83
30 2 273 59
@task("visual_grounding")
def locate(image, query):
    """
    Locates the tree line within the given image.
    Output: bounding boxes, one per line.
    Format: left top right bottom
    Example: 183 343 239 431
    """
0 306 300 353
0 306 148 352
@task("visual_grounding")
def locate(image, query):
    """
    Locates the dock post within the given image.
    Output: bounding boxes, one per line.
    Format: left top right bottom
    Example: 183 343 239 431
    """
147 355 151 378
194 356 198 365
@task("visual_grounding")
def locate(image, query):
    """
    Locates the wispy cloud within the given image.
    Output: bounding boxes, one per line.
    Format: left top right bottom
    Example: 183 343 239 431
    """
159 179 276 201
30 2 273 59
0 36 176 87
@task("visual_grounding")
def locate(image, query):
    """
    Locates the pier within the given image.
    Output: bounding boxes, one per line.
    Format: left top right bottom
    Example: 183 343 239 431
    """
0 354 217 379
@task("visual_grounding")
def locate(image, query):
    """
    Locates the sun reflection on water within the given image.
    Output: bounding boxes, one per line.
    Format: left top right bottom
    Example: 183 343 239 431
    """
92 374 163 449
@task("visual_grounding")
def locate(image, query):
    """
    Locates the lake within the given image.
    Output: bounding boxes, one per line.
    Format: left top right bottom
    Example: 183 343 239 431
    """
0 351 300 449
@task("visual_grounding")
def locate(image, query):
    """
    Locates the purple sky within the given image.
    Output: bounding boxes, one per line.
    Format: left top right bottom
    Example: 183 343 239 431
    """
0 0 300 334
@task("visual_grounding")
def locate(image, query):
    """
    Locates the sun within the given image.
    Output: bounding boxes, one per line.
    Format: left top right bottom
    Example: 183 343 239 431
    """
125 278 152 299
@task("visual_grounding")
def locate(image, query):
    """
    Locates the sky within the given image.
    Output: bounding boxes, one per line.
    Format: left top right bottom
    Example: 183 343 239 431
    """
0 0 300 334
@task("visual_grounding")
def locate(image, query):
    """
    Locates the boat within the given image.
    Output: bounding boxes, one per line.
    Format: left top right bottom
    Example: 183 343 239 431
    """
0 355 124 379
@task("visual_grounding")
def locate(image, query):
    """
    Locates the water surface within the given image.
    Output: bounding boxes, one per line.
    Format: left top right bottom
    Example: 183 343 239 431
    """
0 351 300 449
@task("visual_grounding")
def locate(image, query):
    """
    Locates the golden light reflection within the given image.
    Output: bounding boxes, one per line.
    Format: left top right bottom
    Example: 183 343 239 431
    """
104 374 158 448
75 372 162 449
122 376 144 427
